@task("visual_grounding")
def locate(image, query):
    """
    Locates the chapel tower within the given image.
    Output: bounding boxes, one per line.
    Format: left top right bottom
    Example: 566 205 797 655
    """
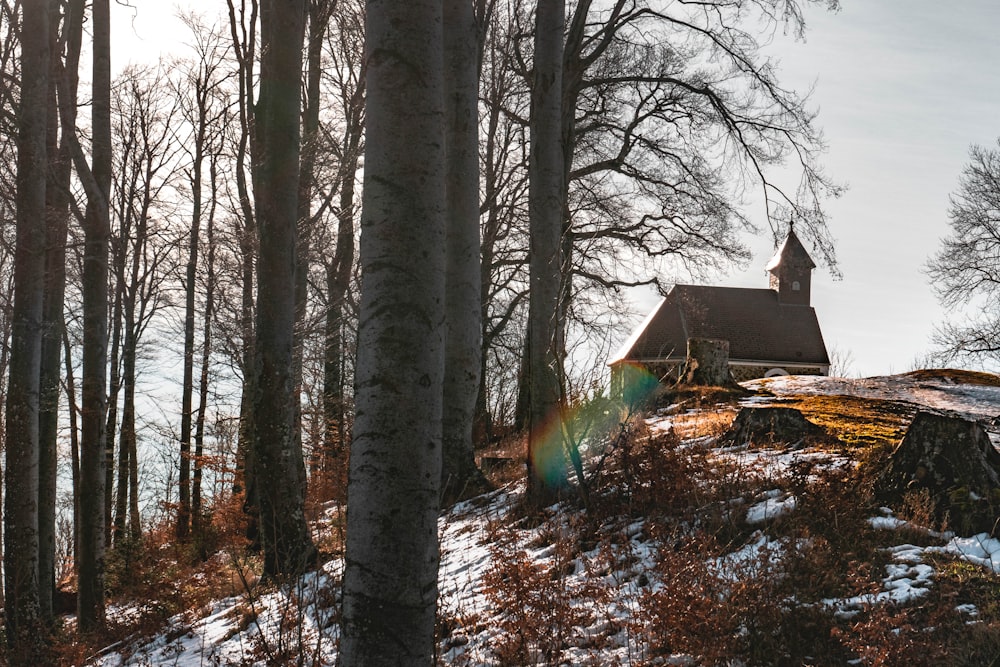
765 228 815 306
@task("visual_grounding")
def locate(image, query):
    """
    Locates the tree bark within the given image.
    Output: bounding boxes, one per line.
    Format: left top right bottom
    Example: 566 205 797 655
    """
251 0 315 577
5 0 50 652
193 154 219 539
38 0 83 623
77 0 112 632
527 0 569 501
340 1 447 662
321 3 364 494
680 338 736 387
441 0 485 501
225 0 259 546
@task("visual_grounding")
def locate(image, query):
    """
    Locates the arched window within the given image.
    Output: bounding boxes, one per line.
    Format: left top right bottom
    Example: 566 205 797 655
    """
791 280 801 291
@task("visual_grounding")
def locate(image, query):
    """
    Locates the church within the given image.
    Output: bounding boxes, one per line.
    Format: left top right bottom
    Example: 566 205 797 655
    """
610 229 830 384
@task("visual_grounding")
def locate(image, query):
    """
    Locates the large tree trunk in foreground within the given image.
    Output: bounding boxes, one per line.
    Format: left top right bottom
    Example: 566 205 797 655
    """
5 0 50 654
340 2 447 663
526 0 569 502
251 0 315 577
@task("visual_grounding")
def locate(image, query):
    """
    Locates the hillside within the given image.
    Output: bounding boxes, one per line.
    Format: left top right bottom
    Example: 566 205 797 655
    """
92 370 1000 666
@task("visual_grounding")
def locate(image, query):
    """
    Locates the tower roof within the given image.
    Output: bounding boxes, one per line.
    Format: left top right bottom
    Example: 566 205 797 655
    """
765 229 816 272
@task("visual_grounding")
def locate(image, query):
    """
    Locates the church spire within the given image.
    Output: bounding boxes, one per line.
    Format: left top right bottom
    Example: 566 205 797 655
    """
766 227 816 306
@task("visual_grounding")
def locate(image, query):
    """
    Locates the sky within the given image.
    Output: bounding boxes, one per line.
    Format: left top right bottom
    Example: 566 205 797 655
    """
723 0 1000 377
109 1 1000 379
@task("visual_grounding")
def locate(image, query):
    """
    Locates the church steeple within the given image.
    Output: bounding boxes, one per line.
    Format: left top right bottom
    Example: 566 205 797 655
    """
765 227 816 306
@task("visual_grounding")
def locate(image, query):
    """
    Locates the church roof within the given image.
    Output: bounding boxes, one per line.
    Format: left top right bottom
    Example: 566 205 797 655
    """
765 229 816 272
612 284 829 366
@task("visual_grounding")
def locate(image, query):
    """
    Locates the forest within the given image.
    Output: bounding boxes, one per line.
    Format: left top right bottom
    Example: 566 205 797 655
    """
0 0 895 663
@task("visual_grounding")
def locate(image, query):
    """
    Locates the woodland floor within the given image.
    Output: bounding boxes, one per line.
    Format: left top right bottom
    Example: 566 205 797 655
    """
83 369 1000 666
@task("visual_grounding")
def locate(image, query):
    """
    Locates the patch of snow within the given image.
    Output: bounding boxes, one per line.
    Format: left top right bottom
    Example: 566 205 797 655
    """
746 493 797 524
930 533 1000 573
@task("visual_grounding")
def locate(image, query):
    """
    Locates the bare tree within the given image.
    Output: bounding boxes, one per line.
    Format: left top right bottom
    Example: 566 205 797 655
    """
441 0 488 500
928 139 1000 367
526 0 570 500
174 14 229 543
318 0 364 495
73 0 112 632
251 0 315 577
341 0 448 661
108 65 181 547
225 0 260 543
5 0 50 654
38 0 85 623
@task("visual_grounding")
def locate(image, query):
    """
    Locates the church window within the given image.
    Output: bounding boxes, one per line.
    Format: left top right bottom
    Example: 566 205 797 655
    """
792 280 800 291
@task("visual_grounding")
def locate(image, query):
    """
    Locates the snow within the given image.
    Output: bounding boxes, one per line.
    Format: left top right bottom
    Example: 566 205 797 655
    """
93 371 1000 665
745 492 797 524
744 373 1000 421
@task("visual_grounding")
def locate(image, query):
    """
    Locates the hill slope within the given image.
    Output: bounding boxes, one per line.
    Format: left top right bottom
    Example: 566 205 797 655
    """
95 371 1000 666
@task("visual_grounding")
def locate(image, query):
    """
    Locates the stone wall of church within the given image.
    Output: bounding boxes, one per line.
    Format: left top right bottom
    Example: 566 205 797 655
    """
729 365 826 382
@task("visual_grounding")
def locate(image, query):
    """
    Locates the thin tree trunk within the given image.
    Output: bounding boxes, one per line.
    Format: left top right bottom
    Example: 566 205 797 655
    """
321 152 358 492
291 0 329 480
116 318 137 543
193 154 219 539
63 328 80 571
527 0 569 501
341 2 447 662
77 0 112 632
226 0 259 545
4 0 50 653
177 110 204 546
321 62 363 493
441 0 485 501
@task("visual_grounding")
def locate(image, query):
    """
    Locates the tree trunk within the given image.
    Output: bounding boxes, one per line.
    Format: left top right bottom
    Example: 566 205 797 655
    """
116 318 138 543
320 25 364 494
291 0 330 483
680 338 735 387
527 0 569 501
251 0 315 577
193 160 218 539
340 1 447 663
63 327 81 568
441 0 485 502
177 96 205 545
226 0 259 545
321 154 356 493
4 0 50 653
38 0 83 623
77 0 112 632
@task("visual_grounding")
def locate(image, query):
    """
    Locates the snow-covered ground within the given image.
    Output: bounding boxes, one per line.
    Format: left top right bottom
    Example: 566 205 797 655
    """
93 372 1000 666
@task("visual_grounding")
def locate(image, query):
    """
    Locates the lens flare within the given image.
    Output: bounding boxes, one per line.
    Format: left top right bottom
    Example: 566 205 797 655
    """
618 362 660 408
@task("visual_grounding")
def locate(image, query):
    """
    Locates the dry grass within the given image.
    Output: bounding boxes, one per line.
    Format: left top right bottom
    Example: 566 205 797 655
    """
902 368 1000 386
759 394 915 450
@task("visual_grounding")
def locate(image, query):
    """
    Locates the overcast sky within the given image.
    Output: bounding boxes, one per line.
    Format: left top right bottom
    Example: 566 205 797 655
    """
111 1 1000 379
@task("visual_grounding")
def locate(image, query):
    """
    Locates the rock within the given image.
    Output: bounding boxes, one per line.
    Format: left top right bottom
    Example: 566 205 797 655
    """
876 411 1000 535
721 406 834 449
